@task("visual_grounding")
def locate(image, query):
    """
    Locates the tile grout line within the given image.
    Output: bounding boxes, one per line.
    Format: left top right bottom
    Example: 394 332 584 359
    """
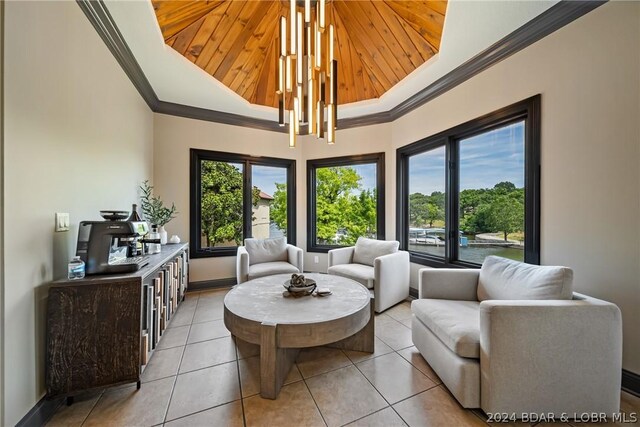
78 389 106 427
163 291 243 424
350 348 412 427
301 371 330 427
233 337 248 427
161 293 199 424
161 398 245 425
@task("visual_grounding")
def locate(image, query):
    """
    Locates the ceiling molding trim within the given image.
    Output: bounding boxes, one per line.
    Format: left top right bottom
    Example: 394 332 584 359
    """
77 0 159 108
338 0 607 129
78 0 606 133
156 100 285 132
383 0 607 122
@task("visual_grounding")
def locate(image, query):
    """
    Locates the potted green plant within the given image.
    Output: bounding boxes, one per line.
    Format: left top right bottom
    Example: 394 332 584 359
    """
140 180 178 244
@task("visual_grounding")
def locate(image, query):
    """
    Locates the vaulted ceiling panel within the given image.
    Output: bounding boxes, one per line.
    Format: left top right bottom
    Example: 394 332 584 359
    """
152 0 447 108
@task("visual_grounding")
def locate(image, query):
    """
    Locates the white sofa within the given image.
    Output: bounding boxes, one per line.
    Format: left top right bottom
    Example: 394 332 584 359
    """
412 256 622 416
328 237 410 313
236 237 303 284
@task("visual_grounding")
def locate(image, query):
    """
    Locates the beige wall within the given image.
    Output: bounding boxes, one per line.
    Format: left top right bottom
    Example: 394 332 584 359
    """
153 114 302 282
2 1 154 425
392 1 640 373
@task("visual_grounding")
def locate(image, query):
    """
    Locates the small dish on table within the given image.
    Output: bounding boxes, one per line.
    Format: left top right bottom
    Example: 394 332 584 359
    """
283 274 317 296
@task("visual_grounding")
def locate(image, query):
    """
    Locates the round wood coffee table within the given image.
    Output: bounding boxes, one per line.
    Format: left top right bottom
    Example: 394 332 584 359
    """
223 273 374 399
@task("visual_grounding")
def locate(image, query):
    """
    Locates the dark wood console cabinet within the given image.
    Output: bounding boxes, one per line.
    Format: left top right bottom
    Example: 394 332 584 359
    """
46 243 189 400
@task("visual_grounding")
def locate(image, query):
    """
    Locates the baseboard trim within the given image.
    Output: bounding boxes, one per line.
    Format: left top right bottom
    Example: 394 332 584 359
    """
622 369 640 397
188 277 236 291
16 396 63 427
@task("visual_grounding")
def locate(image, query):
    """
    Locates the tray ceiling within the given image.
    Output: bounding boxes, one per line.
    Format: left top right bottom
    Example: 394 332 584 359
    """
152 0 447 108
103 0 559 121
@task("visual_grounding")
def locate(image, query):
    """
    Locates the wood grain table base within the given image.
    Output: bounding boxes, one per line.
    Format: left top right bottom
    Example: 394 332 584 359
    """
224 274 374 399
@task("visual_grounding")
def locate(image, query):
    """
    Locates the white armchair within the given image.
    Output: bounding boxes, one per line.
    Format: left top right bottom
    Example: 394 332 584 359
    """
412 256 622 416
328 237 409 313
236 237 303 284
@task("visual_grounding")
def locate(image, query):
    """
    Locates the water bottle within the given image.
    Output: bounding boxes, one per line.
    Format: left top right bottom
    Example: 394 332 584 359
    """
68 256 85 280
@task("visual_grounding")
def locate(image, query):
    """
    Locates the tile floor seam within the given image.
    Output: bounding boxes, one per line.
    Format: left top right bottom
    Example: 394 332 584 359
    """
175 358 238 378
337 406 393 427
350 351 405 426
161 316 192 424
362 348 442 426
189 316 224 325
78 389 105 427
297 354 355 381
233 338 249 427
373 330 413 353
301 377 330 427
163 398 245 425
347 352 395 365
354 351 440 403
395 349 441 385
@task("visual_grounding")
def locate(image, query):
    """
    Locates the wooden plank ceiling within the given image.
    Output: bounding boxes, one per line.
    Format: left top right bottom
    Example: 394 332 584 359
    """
153 0 447 108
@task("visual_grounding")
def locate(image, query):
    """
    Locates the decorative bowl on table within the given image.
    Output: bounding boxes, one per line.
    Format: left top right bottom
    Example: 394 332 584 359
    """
284 274 316 295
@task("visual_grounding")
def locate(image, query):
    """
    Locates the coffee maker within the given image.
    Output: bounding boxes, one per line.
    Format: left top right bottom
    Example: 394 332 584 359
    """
76 220 151 275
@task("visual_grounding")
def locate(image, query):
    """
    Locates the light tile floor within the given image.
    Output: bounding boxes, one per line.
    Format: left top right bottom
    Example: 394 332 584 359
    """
46 288 640 427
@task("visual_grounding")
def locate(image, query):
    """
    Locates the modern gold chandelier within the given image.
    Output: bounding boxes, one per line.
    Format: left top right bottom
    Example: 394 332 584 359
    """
277 0 337 147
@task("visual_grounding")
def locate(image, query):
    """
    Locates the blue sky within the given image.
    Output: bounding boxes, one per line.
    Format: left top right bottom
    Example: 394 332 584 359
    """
410 121 525 194
252 165 287 196
351 164 377 191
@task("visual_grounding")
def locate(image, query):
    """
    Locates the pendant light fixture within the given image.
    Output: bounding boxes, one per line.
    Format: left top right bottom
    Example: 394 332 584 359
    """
277 0 337 147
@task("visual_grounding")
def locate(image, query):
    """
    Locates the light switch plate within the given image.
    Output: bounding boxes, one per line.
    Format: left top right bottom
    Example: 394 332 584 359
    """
55 213 70 232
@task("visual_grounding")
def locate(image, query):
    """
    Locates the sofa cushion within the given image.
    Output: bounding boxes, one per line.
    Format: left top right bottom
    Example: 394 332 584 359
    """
478 256 574 302
412 299 480 358
248 261 299 280
352 237 399 267
327 263 375 289
245 237 288 265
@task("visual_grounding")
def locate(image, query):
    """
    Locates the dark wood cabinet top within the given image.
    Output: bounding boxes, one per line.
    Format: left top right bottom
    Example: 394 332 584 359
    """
52 243 189 286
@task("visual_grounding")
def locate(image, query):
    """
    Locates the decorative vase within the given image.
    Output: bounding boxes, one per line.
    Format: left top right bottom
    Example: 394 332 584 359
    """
159 225 168 245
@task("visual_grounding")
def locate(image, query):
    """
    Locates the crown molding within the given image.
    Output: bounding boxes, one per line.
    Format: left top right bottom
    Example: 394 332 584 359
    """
77 0 606 132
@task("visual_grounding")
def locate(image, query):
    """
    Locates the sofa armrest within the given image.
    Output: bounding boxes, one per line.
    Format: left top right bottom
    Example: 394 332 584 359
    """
328 246 354 267
286 244 303 272
236 246 249 284
373 251 410 312
479 296 622 415
418 268 479 300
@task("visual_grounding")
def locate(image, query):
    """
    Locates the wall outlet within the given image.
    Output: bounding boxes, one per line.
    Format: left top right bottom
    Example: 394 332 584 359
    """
55 212 70 232
314 256 319 264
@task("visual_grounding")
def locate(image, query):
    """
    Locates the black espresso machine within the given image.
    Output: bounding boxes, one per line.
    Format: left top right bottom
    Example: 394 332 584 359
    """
76 216 154 275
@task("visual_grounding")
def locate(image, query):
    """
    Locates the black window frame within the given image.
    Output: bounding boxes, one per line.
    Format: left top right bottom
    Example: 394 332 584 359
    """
307 152 386 253
190 149 296 258
396 95 541 268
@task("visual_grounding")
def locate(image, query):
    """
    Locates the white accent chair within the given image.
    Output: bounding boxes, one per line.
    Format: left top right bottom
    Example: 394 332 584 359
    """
412 255 622 416
236 237 303 284
328 237 410 313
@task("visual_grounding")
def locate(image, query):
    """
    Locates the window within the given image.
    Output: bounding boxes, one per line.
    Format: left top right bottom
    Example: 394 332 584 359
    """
190 150 296 258
397 95 540 267
307 153 385 252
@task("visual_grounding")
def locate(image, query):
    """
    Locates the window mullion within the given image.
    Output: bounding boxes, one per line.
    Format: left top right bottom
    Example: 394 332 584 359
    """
244 161 253 241
446 139 459 264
